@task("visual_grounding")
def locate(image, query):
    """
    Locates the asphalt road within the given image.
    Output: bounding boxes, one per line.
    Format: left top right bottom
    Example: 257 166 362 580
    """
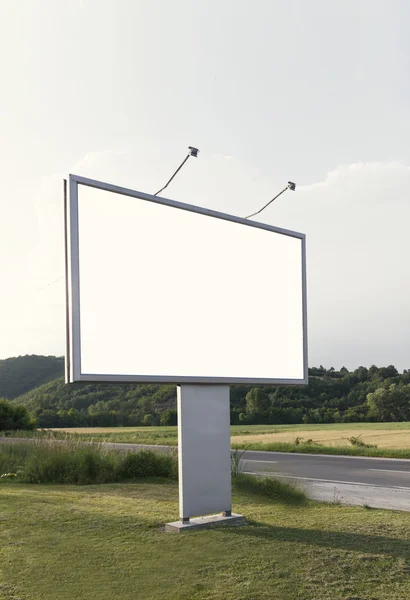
240 449 410 489
2 438 410 510
103 442 410 486
238 449 410 511
106 442 410 510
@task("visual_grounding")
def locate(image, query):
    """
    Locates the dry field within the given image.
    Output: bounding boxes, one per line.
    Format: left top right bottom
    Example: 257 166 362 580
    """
231 428 410 449
48 427 142 434
43 423 410 451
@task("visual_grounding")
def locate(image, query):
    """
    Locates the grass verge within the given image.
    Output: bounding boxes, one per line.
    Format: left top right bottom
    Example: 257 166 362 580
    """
235 440 410 459
0 439 177 484
233 473 309 505
1 482 410 600
4 423 410 458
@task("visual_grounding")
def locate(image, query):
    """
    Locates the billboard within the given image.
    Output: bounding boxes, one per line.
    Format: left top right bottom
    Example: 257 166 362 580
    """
65 174 307 385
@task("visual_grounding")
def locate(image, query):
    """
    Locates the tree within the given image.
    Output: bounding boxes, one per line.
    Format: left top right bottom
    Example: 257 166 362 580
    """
353 366 369 382
367 385 410 422
142 414 154 426
377 365 399 380
160 409 177 426
368 365 379 380
8 353 410 427
245 388 270 422
0 399 35 430
37 409 59 428
342 405 368 423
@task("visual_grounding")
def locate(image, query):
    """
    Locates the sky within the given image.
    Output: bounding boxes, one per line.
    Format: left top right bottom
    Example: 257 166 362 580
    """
1 0 410 371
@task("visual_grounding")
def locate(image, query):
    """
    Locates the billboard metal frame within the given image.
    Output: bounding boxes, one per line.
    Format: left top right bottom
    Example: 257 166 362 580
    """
66 173 308 386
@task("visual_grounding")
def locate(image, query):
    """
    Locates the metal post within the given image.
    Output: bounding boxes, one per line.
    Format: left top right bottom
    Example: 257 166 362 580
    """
177 385 232 521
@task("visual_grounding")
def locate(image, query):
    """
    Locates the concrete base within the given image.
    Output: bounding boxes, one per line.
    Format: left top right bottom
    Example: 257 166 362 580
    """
165 513 246 533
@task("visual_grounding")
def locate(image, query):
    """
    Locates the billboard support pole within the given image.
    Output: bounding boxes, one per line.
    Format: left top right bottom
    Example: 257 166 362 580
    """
165 385 246 532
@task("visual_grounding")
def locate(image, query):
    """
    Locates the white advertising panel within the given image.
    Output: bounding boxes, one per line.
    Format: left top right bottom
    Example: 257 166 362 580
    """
66 174 307 384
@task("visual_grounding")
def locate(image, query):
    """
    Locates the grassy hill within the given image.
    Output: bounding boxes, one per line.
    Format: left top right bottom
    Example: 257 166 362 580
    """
0 355 64 400
14 377 178 427
3 355 410 429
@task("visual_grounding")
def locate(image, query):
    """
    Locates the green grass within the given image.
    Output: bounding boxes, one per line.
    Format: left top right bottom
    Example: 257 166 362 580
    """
233 473 309 505
5 421 410 459
235 441 410 459
4 427 180 446
0 439 177 484
1 482 410 599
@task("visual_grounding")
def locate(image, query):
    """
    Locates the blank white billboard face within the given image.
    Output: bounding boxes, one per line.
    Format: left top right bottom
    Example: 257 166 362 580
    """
66 175 307 384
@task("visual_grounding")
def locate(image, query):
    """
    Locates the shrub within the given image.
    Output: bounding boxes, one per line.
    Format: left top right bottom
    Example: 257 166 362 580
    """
348 435 377 449
0 439 178 485
159 409 177 426
118 450 176 480
16 443 119 484
294 437 318 446
0 399 35 431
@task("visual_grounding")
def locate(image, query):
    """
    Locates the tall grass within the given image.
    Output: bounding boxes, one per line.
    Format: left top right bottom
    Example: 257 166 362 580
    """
233 473 309 505
2 428 180 446
236 440 410 458
230 446 246 478
0 438 177 484
5 427 410 458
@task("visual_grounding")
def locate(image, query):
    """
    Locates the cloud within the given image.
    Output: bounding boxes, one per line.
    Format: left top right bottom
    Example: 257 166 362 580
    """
266 161 410 370
299 161 410 199
72 150 127 175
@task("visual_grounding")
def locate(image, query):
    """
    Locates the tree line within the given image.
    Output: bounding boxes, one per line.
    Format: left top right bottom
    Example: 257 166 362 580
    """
2 357 410 429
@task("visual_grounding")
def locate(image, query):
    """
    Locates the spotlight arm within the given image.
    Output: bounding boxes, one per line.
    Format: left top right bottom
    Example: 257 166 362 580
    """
154 146 199 197
244 182 296 219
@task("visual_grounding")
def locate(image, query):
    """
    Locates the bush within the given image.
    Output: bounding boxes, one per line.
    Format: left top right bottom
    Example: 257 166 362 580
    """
0 439 178 485
294 437 318 446
118 450 176 480
20 446 119 484
0 399 35 431
348 435 377 449
160 409 177 426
